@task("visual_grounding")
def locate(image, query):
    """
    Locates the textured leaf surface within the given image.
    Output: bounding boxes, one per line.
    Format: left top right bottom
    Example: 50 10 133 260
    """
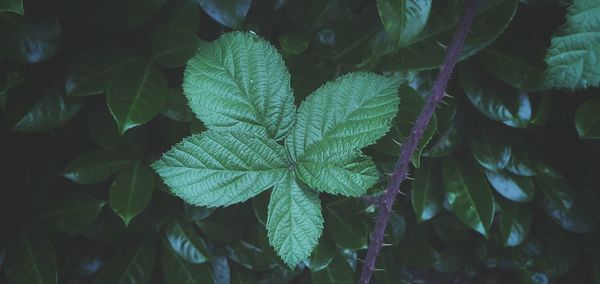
29 193 106 233
288 72 400 161
5 223 57 284
183 32 295 141
267 171 323 268
153 131 289 207
109 163 155 225
107 59 168 134
544 0 600 89
443 156 495 237
377 0 432 46
575 98 600 139
95 240 156 284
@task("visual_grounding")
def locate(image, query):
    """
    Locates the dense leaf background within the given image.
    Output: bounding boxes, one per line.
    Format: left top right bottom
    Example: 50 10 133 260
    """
1 0 600 283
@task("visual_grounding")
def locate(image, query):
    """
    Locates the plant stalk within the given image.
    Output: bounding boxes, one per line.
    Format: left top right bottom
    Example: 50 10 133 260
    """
358 0 479 282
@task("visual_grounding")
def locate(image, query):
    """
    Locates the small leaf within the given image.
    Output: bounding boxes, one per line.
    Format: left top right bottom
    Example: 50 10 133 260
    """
443 156 495 237
12 87 84 133
109 163 155 225
164 218 212 264
66 46 142 97
377 0 432 46
305 236 335 272
310 252 354 284
152 29 200 69
544 0 600 89
411 158 444 222
107 59 168 134
161 88 195 122
153 131 289 207
62 149 136 184
575 98 600 139
267 171 324 268
0 13 61 63
0 0 24 14
485 170 535 202
288 72 401 161
498 198 533 247
88 107 147 155
534 165 573 211
29 193 106 233
94 240 156 284
326 201 368 250
183 32 296 141
5 223 57 284
161 241 214 284
468 120 511 171
198 0 251 29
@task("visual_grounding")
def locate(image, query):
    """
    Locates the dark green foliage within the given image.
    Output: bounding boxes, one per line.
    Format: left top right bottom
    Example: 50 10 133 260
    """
1 0 600 283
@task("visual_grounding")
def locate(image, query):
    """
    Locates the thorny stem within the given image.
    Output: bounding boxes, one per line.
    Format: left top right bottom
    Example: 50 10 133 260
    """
358 0 479 283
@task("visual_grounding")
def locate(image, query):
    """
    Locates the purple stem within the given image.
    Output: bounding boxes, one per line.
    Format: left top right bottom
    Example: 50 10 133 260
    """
358 0 479 283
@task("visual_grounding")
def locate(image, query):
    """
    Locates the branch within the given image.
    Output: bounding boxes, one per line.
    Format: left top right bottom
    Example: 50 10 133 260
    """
359 0 480 283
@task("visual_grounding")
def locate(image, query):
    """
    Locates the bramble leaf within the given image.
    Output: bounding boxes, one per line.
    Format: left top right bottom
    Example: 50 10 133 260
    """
153 131 289 207
267 171 323 268
183 32 296 141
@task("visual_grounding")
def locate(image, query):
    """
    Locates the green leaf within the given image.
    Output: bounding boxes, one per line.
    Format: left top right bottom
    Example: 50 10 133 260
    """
109 163 155 225
267 171 323 268
305 236 335 272
0 13 61 63
155 0 200 32
540 196 594 233
198 0 251 29
162 88 195 122
66 46 142 97
0 0 23 14
62 149 136 184
153 131 289 207
506 139 537 176
575 98 600 139
394 230 439 267
485 170 535 202
28 193 106 233
411 158 444 222
107 59 168 134
12 87 84 133
225 238 277 272
468 121 511 171
183 32 296 141
443 156 495 237
498 199 533 247
88 107 147 155
534 165 573 211
376 0 432 46
94 240 157 284
423 109 464 158
544 0 600 89
79 0 167 33
311 252 354 284
375 0 518 71
5 223 57 284
161 241 214 284
152 29 201 69
165 218 212 264
288 72 400 163
326 201 368 250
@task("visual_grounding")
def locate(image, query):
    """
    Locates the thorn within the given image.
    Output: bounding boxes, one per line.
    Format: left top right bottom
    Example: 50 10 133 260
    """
356 258 364 263
436 41 447 49
391 139 403 147
374 268 386 272
405 176 414 181
439 100 450 106
444 92 454 98
382 243 393 247
397 189 407 196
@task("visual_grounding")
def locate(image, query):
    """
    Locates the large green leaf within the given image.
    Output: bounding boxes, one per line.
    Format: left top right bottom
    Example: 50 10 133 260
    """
267 171 323 268
498 199 533 247
164 218 212 264
66 46 142 97
12 87 84 133
94 240 157 284
485 170 535 202
0 0 23 14
411 158 444 222
544 0 600 89
376 0 432 46
152 29 201 69
534 165 573 211
5 223 57 284
183 32 296 141
161 241 214 284
198 0 251 29
288 72 400 160
28 193 106 233
0 13 61 63
107 59 168 134
468 120 511 171
152 131 289 207
375 0 518 71
79 0 167 33
62 149 136 184
575 98 600 139
109 163 155 225
443 156 495 237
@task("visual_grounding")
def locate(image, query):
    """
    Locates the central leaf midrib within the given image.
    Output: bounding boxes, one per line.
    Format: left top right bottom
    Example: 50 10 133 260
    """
125 62 152 125
450 159 486 231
